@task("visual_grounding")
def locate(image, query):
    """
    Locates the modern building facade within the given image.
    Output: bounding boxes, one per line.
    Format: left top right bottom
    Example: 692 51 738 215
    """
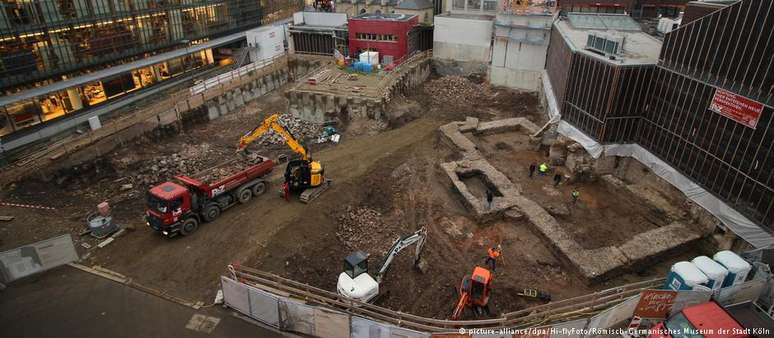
546 13 661 143
557 0 688 17
0 0 303 139
547 0 773 231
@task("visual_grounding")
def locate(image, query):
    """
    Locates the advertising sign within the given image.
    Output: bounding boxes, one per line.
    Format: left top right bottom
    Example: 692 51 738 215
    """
709 89 764 129
633 289 677 319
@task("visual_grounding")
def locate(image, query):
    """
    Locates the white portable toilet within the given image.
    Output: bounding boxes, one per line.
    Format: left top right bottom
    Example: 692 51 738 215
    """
713 250 751 287
665 261 709 291
691 256 728 291
359 51 379 65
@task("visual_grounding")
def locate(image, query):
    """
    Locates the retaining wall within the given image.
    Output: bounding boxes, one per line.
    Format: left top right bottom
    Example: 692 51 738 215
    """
288 57 432 124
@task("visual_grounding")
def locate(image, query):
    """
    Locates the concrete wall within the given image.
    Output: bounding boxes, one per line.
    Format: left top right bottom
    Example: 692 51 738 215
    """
433 15 492 63
489 13 553 91
432 15 493 75
288 58 432 123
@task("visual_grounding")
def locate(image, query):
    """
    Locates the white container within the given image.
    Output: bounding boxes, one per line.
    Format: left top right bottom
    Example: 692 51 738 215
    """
665 261 709 291
88 116 101 130
692 256 728 291
359 51 379 65
714 250 751 287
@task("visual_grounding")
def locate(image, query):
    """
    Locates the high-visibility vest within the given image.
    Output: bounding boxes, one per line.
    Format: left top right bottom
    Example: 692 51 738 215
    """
539 163 548 172
488 248 501 259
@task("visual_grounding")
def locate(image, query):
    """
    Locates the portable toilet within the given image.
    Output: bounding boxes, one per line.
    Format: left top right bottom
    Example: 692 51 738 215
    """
691 256 728 291
713 250 751 287
665 261 709 291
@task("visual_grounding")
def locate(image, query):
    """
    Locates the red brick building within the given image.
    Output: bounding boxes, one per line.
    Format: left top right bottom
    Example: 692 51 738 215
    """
347 13 418 64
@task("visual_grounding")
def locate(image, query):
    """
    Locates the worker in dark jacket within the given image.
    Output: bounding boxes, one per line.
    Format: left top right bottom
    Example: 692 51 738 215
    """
486 189 494 209
529 163 536 177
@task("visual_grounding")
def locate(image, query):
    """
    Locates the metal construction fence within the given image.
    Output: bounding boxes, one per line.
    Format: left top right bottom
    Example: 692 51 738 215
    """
222 264 771 337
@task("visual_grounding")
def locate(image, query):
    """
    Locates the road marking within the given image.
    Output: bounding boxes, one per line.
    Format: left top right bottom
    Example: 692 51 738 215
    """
185 314 221 334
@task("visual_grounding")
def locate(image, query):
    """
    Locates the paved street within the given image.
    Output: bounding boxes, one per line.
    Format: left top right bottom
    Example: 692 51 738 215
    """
0 266 284 338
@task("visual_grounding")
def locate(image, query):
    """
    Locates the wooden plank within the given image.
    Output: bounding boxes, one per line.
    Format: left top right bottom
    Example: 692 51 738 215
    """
0 216 14 221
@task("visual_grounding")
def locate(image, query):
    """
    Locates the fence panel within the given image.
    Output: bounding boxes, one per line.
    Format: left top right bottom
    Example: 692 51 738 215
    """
279 298 316 335
221 276 250 315
0 234 79 283
716 279 767 306
315 307 350 338
670 289 712 315
351 316 430 338
248 285 281 327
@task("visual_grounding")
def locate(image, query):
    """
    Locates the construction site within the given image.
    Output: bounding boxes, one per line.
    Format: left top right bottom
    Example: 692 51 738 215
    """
1 0 773 337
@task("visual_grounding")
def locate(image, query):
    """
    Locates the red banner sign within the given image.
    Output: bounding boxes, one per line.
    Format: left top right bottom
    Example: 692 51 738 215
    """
709 89 764 129
634 289 677 319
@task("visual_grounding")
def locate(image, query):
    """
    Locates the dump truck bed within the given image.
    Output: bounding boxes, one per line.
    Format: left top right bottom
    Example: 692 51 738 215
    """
175 156 274 198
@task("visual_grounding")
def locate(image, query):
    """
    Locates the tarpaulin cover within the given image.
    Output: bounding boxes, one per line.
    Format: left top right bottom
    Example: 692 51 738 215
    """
541 73 774 249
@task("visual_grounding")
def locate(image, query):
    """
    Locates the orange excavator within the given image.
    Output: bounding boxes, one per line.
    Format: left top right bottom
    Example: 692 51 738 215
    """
451 266 493 320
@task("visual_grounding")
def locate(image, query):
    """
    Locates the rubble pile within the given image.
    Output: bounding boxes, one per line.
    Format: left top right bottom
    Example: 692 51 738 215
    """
129 143 261 187
424 76 490 106
336 206 397 254
257 114 322 146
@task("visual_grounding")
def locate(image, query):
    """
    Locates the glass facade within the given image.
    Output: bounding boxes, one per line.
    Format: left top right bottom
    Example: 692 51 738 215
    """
0 0 266 90
0 0 303 138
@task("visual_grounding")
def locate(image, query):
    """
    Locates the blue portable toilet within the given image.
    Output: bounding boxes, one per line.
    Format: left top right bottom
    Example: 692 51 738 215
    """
665 261 709 291
713 250 751 287
691 256 728 292
362 63 372 73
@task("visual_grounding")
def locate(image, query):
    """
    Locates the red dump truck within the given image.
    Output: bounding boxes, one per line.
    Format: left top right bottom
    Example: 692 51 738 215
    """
145 156 274 237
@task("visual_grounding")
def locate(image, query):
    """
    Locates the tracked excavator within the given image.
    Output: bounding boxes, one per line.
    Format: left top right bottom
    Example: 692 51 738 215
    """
237 113 331 203
337 227 427 303
451 266 493 320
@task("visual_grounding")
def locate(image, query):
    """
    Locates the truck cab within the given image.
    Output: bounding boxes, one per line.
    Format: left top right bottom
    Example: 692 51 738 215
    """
145 181 192 236
649 301 750 338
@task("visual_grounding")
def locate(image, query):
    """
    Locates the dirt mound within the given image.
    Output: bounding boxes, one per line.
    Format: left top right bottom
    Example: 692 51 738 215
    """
423 76 490 107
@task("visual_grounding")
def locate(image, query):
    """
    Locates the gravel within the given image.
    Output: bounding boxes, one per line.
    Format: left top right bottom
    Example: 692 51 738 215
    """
423 76 490 107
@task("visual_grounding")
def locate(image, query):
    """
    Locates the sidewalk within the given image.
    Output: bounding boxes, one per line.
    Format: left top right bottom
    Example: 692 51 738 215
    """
0 266 286 338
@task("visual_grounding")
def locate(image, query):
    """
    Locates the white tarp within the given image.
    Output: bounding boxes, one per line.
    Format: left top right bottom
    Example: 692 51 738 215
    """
0 234 79 283
540 74 774 248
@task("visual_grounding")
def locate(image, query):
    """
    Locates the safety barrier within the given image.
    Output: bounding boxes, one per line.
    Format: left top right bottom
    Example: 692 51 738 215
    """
223 264 771 337
223 264 664 335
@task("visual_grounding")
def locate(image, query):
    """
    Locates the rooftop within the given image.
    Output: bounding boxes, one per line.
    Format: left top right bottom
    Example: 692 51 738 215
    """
555 14 662 66
351 13 417 21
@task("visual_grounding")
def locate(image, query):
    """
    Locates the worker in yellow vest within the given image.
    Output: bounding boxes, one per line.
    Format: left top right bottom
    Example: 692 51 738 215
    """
538 162 549 176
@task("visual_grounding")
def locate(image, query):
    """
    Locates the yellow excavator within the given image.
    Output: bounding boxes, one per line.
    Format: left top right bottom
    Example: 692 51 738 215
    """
237 113 331 203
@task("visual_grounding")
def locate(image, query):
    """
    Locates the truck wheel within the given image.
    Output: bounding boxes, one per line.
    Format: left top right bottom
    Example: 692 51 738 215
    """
252 182 267 196
203 204 220 222
238 188 252 204
180 218 199 236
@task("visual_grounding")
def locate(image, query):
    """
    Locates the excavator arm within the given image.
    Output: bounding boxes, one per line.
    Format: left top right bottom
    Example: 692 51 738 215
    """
375 227 427 282
451 292 469 321
237 113 309 161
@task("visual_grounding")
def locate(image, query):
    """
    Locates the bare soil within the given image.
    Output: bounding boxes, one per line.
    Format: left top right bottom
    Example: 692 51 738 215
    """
0 74 699 321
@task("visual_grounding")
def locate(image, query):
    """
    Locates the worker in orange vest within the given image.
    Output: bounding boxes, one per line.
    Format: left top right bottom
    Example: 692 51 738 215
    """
485 245 502 271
